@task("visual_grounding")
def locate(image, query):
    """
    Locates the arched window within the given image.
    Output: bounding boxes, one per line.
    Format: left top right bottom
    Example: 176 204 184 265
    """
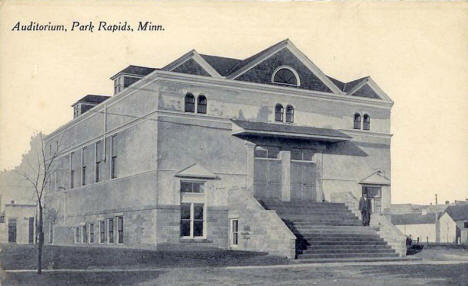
275 104 284 122
184 93 195 113
272 67 299 86
354 113 361 129
197 95 207 114
363 114 370 130
286 105 294 123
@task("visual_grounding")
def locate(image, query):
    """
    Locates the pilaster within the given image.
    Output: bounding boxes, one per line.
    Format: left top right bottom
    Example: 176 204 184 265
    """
279 150 291 201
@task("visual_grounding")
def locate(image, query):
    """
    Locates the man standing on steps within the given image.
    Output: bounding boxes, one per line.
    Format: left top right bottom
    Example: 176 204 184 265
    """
359 193 371 226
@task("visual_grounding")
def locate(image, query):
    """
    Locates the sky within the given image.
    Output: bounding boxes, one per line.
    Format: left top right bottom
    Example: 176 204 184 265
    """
1 0 468 205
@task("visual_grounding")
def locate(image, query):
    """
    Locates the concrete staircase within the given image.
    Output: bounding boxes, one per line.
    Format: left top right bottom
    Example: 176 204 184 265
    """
259 200 399 261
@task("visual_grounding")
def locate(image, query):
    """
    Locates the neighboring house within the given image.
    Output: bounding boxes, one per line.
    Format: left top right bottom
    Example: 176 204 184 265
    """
391 213 438 243
439 204 468 244
40 39 397 258
0 201 36 244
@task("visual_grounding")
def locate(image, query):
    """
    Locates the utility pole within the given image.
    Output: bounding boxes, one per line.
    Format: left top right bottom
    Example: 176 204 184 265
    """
435 194 438 205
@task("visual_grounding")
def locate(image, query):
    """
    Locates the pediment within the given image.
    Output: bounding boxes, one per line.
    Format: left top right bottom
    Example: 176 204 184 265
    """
360 170 391 186
162 50 223 78
228 40 342 94
175 163 218 179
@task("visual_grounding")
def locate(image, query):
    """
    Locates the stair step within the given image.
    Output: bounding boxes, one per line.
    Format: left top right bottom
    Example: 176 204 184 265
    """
304 244 392 250
293 257 412 264
304 240 387 246
297 233 383 238
292 227 378 234
257 199 398 259
290 222 362 226
297 252 399 259
301 248 394 254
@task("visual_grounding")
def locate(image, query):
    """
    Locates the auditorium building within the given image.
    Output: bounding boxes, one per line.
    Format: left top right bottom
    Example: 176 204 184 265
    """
43 39 406 259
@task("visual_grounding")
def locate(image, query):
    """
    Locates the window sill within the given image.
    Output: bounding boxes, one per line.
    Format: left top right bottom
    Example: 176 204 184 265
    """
179 238 212 243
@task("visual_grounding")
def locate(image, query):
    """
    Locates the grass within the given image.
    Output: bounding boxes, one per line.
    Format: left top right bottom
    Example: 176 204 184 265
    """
0 244 289 270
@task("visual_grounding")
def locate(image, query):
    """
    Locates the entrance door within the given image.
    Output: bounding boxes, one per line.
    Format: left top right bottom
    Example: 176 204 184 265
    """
362 186 382 214
254 158 282 199
290 161 316 201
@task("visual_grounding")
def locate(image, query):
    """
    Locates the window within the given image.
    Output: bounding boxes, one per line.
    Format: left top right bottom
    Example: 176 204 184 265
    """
8 219 17 242
74 105 79 118
254 146 280 159
354 113 361 129
108 218 114 243
180 181 205 193
185 93 195 113
48 222 53 244
82 147 87 186
464 221 468 228
275 104 284 122
363 114 370 130
89 223 94 243
291 149 314 161
100 220 106 243
286 105 294 123
272 67 299 86
180 203 205 238
123 76 140 88
95 141 103 182
111 135 118 179
82 224 87 243
114 78 119 94
197 95 207 114
28 217 34 244
70 152 75 188
117 216 124 243
230 219 239 246
75 226 80 243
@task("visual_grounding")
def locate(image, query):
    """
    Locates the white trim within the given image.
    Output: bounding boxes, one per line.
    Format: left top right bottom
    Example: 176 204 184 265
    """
271 65 301 87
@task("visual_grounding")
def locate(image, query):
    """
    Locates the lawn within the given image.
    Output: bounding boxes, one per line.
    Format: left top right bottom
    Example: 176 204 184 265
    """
0 244 289 270
2 262 468 285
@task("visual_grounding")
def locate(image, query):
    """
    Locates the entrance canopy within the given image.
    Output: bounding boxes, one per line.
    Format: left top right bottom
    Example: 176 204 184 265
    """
231 120 352 143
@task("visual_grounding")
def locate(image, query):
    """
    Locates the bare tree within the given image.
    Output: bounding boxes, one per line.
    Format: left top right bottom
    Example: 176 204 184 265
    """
15 132 60 274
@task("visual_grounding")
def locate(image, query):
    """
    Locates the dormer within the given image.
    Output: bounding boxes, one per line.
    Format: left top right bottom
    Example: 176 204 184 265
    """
71 94 110 119
110 65 156 95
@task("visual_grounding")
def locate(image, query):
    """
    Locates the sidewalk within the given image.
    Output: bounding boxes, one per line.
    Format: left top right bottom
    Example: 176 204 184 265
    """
4 258 468 273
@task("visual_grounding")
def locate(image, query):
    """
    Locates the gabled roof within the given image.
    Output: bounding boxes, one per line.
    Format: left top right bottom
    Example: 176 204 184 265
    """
391 213 438 225
227 39 290 77
445 204 468 221
108 39 392 102
71 94 110 107
110 65 157 80
199 54 242 76
360 170 391 186
175 163 218 180
231 119 352 142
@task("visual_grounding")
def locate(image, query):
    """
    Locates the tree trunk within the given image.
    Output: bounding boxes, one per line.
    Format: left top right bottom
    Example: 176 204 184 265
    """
37 204 43 274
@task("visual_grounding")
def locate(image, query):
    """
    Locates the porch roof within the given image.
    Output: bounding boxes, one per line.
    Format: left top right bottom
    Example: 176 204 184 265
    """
231 119 352 143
